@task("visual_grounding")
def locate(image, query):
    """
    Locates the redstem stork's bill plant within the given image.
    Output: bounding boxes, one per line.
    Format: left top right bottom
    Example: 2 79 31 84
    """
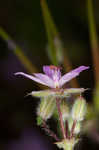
15 65 89 150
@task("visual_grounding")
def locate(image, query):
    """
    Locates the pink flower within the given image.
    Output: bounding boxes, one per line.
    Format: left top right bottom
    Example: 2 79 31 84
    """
15 65 89 89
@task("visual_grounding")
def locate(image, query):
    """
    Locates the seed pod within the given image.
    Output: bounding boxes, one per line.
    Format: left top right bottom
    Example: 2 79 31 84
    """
68 118 81 134
37 96 56 121
60 100 69 122
71 97 87 121
55 138 79 150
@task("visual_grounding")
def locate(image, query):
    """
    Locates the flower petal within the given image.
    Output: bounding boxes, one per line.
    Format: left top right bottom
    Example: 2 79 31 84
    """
43 65 61 80
15 72 52 87
59 66 89 87
43 66 54 79
33 73 54 88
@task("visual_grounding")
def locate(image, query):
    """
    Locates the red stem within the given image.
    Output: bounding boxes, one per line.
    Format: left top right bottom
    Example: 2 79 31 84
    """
70 120 76 138
65 120 68 138
42 121 60 141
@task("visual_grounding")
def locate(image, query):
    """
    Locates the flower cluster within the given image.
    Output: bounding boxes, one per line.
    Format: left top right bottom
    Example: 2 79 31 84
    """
15 65 89 150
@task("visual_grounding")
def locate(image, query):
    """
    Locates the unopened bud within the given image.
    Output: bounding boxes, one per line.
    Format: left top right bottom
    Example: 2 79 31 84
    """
37 96 56 121
60 100 69 122
71 97 87 121
68 118 81 134
55 138 78 150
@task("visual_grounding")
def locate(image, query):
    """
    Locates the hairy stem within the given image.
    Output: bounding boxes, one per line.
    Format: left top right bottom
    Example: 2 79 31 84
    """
42 121 60 141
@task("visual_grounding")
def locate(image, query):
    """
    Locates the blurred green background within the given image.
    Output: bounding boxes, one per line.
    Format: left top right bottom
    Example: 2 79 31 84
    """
0 0 98 150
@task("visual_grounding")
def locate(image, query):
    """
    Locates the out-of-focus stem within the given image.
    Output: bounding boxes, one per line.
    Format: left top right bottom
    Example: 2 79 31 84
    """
40 0 79 88
40 0 58 65
87 0 99 83
87 0 99 112
0 28 37 73
0 27 45 89
56 98 66 139
0 27 37 74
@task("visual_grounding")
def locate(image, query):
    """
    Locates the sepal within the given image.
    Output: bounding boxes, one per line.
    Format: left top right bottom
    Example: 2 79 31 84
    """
60 100 69 122
29 88 86 98
71 97 87 121
37 96 56 120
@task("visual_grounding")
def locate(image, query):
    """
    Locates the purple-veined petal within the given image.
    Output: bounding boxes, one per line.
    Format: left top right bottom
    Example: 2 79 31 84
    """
43 65 61 80
43 66 54 79
53 69 61 81
59 66 89 87
14 72 53 87
33 73 54 88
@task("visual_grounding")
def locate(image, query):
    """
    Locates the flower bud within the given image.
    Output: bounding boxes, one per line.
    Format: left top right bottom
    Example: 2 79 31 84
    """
71 97 87 121
37 96 56 121
55 138 78 150
60 100 69 122
68 118 81 134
